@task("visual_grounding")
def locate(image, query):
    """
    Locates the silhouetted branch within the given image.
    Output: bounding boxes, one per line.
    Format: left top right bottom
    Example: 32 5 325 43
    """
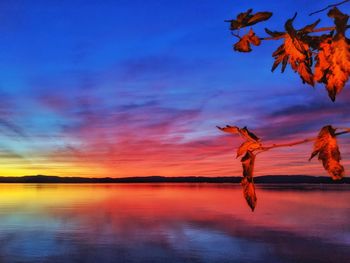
259 25 350 41
335 129 350 136
259 138 315 152
309 0 350 16
258 128 350 154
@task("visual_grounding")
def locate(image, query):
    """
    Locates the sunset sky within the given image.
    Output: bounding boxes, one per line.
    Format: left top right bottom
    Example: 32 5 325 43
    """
0 0 349 177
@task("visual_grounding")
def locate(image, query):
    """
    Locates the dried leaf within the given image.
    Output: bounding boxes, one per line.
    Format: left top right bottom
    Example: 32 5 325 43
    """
271 16 314 86
314 37 350 101
229 9 272 30
328 7 349 36
239 127 260 142
234 35 252 52
265 28 284 38
216 125 240 134
314 8 350 101
217 125 260 142
237 141 262 158
300 19 320 33
233 29 261 52
247 12 273 26
241 151 257 211
309 125 344 180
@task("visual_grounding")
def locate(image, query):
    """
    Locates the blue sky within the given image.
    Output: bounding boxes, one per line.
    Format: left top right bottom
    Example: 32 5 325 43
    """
0 0 349 176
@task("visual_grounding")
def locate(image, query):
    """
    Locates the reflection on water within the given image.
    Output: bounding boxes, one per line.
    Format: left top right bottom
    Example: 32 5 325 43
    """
0 183 349 262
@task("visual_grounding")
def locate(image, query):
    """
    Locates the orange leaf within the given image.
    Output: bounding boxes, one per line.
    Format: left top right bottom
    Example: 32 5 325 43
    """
309 125 344 180
238 126 260 142
234 34 252 52
271 16 314 86
233 29 261 52
229 9 272 30
216 125 240 134
236 141 262 158
217 125 260 142
241 151 257 211
314 35 350 101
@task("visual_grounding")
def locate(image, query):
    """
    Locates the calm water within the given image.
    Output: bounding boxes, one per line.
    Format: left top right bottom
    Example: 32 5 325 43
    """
0 184 349 263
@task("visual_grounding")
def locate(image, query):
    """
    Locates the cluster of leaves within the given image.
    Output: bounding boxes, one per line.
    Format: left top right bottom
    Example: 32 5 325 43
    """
226 7 350 101
217 125 346 211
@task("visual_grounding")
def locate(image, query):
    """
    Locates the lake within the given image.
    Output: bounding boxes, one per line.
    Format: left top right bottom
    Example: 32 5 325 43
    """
0 183 349 262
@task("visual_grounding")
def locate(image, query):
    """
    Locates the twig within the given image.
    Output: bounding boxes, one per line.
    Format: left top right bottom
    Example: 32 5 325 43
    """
309 0 350 16
231 32 241 39
257 128 350 154
335 129 350 136
260 35 285 41
258 137 316 153
259 25 350 41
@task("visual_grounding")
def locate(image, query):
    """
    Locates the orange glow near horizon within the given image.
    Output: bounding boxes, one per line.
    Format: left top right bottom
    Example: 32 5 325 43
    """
1 135 349 178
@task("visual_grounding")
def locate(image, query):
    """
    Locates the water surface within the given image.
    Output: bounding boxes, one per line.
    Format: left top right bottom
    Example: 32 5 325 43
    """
0 183 349 262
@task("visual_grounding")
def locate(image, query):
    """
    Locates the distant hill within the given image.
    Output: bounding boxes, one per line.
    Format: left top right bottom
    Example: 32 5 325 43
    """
0 175 349 184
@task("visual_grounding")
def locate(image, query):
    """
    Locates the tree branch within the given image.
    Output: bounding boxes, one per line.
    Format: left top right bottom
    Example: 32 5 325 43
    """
259 25 350 41
258 137 315 153
257 128 350 154
335 129 350 136
309 0 350 16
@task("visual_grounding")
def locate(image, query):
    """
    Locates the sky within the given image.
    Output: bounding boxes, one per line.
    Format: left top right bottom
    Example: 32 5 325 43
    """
0 0 349 177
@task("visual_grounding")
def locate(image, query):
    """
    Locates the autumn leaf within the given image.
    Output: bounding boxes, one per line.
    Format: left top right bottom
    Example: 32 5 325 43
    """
265 28 284 38
303 20 322 34
271 15 314 86
238 127 260 142
246 12 273 27
233 28 261 52
309 125 344 180
328 7 349 36
241 151 257 211
314 8 350 101
217 125 260 142
216 125 240 134
236 140 262 158
228 9 272 30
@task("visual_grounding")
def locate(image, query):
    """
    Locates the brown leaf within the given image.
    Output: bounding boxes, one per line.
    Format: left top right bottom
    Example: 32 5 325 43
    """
247 12 273 26
241 151 257 211
229 9 272 30
217 125 260 142
309 125 344 180
236 141 262 158
239 127 260 142
271 17 314 86
233 29 261 52
216 125 240 134
248 29 261 46
300 19 320 33
314 35 350 101
328 7 349 36
265 28 284 38
236 9 253 24
234 34 252 52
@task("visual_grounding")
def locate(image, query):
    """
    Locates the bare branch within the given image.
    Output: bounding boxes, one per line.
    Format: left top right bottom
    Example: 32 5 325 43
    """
335 129 350 136
259 25 350 41
259 137 315 152
231 32 241 39
257 128 350 154
309 0 350 16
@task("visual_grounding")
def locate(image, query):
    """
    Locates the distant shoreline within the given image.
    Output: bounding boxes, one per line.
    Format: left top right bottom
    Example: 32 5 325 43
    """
0 175 348 184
